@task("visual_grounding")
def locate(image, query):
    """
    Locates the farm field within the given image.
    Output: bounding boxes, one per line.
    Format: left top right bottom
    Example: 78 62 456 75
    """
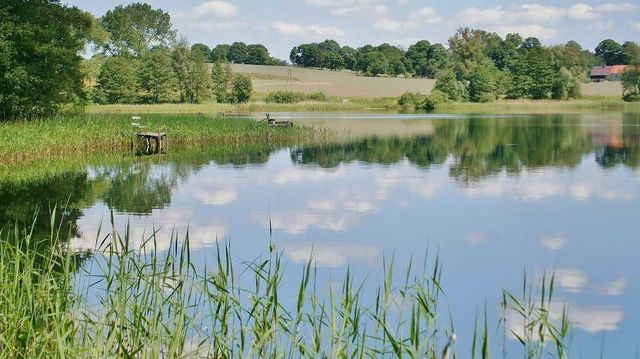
231 64 436 97
233 64 625 99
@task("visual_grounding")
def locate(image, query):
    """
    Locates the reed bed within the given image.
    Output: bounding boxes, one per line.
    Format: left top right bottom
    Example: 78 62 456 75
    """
0 114 326 163
0 212 571 358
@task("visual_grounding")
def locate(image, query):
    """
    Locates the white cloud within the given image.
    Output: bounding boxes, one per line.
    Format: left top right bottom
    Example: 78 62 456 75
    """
273 168 343 185
597 277 628 296
540 235 566 251
597 2 640 13
568 3 599 20
374 18 402 32
307 0 387 17
192 1 237 18
271 21 346 37
283 243 380 267
194 188 238 206
505 300 624 338
554 269 588 293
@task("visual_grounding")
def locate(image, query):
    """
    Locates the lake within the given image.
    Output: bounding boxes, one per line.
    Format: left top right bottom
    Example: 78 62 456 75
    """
1 112 639 357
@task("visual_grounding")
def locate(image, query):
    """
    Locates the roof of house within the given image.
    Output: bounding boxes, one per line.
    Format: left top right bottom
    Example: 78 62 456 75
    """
590 65 628 77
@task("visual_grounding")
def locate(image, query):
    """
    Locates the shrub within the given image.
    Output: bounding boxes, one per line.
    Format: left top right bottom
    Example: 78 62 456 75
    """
429 90 449 104
623 93 640 102
231 74 252 103
265 91 306 103
398 91 425 107
305 92 328 101
478 92 496 103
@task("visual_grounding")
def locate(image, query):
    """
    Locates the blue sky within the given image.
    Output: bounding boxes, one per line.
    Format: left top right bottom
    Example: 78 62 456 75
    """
65 0 640 60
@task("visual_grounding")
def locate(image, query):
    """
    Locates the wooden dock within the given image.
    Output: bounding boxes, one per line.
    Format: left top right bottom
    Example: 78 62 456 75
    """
137 131 167 153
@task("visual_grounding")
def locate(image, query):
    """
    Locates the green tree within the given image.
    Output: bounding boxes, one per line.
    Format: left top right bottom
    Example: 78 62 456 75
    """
621 65 640 101
0 0 92 118
467 61 498 102
552 67 581 100
340 46 358 69
101 3 174 57
434 69 466 101
94 56 138 104
211 60 234 103
246 44 271 65
138 47 174 103
508 46 555 99
623 41 640 66
211 44 231 62
595 39 625 66
231 74 252 103
228 42 249 63
172 39 211 103
191 43 212 61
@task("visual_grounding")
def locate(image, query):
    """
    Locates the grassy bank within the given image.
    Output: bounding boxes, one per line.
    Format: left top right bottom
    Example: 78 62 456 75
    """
85 97 640 117
0 215 569 358
0 114 322 163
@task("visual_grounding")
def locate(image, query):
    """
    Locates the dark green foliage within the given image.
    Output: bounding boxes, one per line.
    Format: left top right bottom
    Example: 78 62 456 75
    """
467 61 498 102
0 0 92 118
246 44 271 65
138 47 175 103
94 56 138 104
265 91 306 103
211 44 231 62
228 42 249 63
100 3 174 57
595 39 626 66
508 47 555 99
520 37 542 50
231 74 252 103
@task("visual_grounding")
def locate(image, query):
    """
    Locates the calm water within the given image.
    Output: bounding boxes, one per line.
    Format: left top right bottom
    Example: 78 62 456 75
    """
2 113 640 356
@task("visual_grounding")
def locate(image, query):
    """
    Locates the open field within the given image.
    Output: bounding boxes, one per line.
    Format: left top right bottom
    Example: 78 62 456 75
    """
231 64 436 97
232 64 627 99
581 81 623 97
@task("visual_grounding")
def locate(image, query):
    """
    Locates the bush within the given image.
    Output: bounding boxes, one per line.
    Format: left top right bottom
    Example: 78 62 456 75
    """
398 91 425 107
429 90 449 104
231 74 252 103
305 92 328 101
478 92 496 103
623 93 640 102
265 91 306 103
421 91 449 111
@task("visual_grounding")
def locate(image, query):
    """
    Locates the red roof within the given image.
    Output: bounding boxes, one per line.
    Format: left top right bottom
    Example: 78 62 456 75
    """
591 65 628 77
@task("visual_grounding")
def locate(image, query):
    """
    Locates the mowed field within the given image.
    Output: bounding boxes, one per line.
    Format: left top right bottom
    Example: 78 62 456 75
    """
231 64 435 97
232 64 624 98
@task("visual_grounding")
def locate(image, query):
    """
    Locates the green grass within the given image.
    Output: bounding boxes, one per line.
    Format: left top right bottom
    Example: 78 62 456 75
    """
0 212 571 358
0 114 322 163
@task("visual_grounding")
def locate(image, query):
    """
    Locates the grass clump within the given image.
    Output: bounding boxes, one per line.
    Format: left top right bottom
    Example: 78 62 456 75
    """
265 91 328 103
0 211 576 358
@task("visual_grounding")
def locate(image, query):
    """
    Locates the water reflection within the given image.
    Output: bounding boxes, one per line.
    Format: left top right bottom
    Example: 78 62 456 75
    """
1 113 640 356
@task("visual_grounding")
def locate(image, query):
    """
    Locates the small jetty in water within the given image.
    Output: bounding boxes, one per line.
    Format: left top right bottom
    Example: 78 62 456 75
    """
131 116 167 154
260 113 294 127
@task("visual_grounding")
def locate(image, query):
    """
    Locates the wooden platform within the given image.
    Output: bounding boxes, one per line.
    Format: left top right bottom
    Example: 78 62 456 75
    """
136 132 167 153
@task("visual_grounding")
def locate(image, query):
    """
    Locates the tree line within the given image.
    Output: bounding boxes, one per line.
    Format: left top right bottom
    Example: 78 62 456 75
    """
290 31 640 102
2 1 640 118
